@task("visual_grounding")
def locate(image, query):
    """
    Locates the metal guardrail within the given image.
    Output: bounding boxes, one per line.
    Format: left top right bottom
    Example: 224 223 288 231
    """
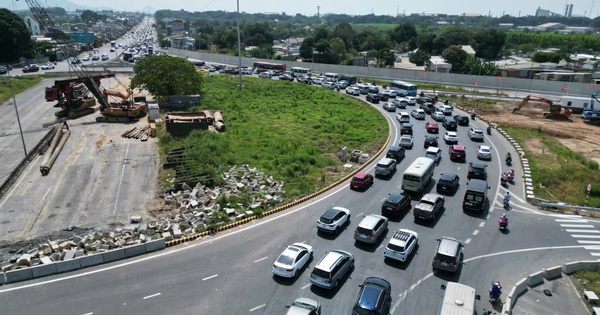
538 202 600 212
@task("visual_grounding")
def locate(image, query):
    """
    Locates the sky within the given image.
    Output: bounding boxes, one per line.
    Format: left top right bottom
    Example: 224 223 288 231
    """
4 0 600 18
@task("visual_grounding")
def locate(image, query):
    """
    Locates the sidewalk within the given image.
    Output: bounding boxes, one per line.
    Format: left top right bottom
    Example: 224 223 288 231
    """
511 275 590 315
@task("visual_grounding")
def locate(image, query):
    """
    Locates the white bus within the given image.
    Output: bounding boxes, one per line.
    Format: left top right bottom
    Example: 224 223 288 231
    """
291 67 312 77
402 157 435 193
439 282 476 315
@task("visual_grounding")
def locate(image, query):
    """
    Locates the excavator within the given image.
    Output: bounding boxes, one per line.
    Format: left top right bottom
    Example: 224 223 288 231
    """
512 95 572 120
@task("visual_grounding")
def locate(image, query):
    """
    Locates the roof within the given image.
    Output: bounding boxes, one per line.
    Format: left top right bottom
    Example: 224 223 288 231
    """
353 172 370 179
460 45 476 56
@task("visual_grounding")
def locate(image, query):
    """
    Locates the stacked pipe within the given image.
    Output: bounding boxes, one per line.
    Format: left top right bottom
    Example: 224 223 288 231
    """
121 125 151 141
40 122 71 176
213 110 225 132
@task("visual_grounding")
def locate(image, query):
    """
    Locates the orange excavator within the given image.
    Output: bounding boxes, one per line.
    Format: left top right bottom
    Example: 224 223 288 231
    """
512 95 572 120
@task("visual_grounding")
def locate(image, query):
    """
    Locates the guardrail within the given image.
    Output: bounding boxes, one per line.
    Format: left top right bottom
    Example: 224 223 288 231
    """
538 202 600 212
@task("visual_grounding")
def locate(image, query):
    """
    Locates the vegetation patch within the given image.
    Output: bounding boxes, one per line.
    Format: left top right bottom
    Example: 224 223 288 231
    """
0 76 42 104
572 267 600 313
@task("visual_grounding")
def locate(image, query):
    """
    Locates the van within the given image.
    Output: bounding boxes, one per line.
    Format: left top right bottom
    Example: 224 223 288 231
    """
438 282 476 315
310 250 355 290
462 179 490 212
396 112 410 124
340 75 357 85
324 72 339 82
432 236 463 273
356 84 370 95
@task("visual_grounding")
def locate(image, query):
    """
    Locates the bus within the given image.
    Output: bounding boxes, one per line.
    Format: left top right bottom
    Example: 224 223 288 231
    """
389 80 418 97
291 67 312 78
253 62 286 75
402 157 435 193
439 282 476 315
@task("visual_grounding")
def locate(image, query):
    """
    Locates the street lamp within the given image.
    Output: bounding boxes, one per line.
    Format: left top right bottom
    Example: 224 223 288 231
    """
4 66 28 158
236 0 243 89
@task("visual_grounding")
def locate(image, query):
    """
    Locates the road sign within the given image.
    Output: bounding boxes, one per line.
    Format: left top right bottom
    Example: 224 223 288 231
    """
474 82 479 86
588 183 592 193
71 32 95 44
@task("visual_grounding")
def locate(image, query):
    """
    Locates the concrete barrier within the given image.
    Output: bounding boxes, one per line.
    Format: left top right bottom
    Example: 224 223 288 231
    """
508 278 528 304
579 260 600 272
544 265 562 280
563 261 582 274
502 297 512 314
527 270 544 287
145 239 166 252
5 268 33 284
124 244 147 258
103 248 125 263
55 259 81 274
79 253 105 268
30 263 57 278
0 272 5 285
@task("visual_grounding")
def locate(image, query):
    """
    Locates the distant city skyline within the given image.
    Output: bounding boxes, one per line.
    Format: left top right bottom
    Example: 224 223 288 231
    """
4 0 600 18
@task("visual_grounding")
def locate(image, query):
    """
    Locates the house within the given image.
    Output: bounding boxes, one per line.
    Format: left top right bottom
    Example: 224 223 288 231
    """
497 62 543 78
24 14 42 36
460 45 476 57
168 34 195 50
428 56 451 73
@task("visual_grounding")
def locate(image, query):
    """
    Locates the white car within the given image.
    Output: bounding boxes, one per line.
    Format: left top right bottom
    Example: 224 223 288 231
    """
468 127 485 141
440 105 453 115
443 131 459 144
82 56 90 61
101 54 109 61
399 135 414 149
393 98 408 109
406 96 417 105
411 108 426 119
285 298 321 315
258 71 274 79
477 145 492 160
425 147 442 164
384 229 418 262
382 102 396 112
317 207 350 234
346 86 360 96
272 243 313 278
40 63 55 70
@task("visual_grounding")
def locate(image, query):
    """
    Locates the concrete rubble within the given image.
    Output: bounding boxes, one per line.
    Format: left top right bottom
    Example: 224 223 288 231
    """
0 164 284 273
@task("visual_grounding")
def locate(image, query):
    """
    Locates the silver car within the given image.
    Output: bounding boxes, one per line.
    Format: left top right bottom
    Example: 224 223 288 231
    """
354 214 388 244
374 158 397 178
468 127 485 141
310 250 354 290
285 297 321 315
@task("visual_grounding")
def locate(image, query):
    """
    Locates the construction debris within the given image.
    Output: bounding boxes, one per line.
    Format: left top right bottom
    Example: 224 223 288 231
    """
40 122 71 176
121 125 153 141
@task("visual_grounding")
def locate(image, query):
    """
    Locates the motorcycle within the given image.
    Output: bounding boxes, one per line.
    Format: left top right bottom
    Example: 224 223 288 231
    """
489 281 502 303
498 215 509 230
503 198 510 210
507 169 515 184
505 155 512 166
500 173 509 187
487 126 492 135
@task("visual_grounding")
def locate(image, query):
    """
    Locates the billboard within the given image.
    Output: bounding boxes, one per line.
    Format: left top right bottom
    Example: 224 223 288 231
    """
172 20 184 31
71 32 95 44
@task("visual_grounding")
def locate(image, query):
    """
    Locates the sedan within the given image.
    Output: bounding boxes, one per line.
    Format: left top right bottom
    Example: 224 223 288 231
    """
399 135 414 149
258 71 274 79
431 111 445 121
285 297 321 315
477 145 492 160
425 122 439 133
279 73 294 81
393 98 408 109
40 63 55 70
82 56 90 61
406 96 417 105
91 55 100 61
382 102 396 112
272 243 313 278
22 64 39 73
443 131 459 144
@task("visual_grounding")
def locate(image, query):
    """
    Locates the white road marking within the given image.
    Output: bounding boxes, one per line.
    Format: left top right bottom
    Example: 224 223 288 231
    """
584 245 600 250
565 229 600 233
579 241 600 245
550 214 583 218
555 219 589 223
465 238 472 244
112 141 131 215
357 212 363 217
143 292 161 299
301 283 311 289
202 274 218 281
377 244 384 251
561 224 594 228
572 235 600 239
254 256 268 263
249 304 265 312
472 230 479 235
82 313 93 315
479 222 485 227
591 253 600 256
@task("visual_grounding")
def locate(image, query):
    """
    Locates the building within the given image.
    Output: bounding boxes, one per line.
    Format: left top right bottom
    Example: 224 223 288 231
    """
168 34 195 50
24 14 42 36
535 7 562 17
428 56 452 73
536 22 565 32
460 45 476 57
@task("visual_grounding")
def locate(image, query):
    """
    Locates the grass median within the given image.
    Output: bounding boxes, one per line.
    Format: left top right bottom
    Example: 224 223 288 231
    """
0 75 43 104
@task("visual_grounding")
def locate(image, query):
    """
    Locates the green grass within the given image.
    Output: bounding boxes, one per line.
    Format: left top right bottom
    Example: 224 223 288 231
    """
0 76 43 104
158 75 388 200
572 268 600 312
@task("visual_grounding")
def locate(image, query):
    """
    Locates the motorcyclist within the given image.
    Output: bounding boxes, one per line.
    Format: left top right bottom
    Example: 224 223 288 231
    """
504 191 511 205
490 281 502 297
471 109 477 120
487 125 492 135
505 152 512 164
499 213 508 225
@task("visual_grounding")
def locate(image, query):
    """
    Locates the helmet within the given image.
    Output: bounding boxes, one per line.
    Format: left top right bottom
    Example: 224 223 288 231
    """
507 152 511 156
506 191 510 195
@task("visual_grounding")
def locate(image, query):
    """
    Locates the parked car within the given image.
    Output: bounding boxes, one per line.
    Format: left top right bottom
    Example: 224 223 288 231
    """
40 63 55 70
354 214 388 244
374 158 397 178
413 193 445 221
431 111 445 121
381 192 411 219
425 122 439 133
382 102 396 112
272 243 313 278
352 277 392 315
384 229 418 262
468 127 485 141
454 114 470 126
411 109 426 119
400 123 413 135
443 131 459 144
477 145 492 160
285 298 321 315
425 147 442 164
316 207 350 234
346 86 360 95
442 117 458 131
468 161 487 180
424 134 439 148
22 64 40 73
82 56 90 61
310 250 354 290
386 145 405 162
449 144 466 161
350 172 374 191
399 135 414 149
436 173 460 194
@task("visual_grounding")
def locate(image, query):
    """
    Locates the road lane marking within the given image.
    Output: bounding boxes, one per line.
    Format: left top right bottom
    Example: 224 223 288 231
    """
357 212 363 217
572 235 600 239
472 230 479 235
202 274 218 281
113 141 131 215
562 224 594 228
584 245 600 249
479 222 485 227
302 283 311 289
556 219 589 223
565 229 600 233
143 292 161 299
550 214 583 218
581 242 600 245
249 304 265 312
377 245 384 251
82 313 93 315
591 253 600 256
465 238 472 244
254 257 268 263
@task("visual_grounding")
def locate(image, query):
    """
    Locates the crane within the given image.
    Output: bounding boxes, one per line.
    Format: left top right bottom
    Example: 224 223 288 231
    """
512 95 572 120
583 92 600 125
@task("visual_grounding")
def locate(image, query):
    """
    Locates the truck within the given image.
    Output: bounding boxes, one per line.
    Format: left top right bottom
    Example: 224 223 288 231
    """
582 92 600 125
560 96 593 114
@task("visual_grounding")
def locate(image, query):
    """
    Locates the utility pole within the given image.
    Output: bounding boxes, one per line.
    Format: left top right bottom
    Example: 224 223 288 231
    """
317 6 320 23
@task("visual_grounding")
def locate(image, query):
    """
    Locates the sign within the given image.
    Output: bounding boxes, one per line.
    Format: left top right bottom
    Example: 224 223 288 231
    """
172 20 184 31
562 87 568 91
589 84 595 88
588 183 592 193
474 82 479 86
498 77 503 81
71 32 95 44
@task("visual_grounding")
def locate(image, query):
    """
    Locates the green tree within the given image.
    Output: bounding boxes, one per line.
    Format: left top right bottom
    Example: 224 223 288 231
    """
442 45 469 73
333 22 355 49
299 37 315 61
131 55 204 100
390 23 417 47
329 37 346 62
472 29 507 59
0 8 35 63
532 51 568 63
409 50 430 66
417 32 436 54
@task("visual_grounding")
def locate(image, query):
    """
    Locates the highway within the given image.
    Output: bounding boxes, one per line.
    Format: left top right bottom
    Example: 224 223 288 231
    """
1 86 598 314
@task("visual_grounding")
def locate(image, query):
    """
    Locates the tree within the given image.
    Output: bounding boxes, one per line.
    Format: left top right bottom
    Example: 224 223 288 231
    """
390 23 417 46
80 10 106 24
333 22 355 49
417 32 436 54
472 29 507 59
0 9 35 63
532 51 568 63
131 55 204 100
299 37 315 61
442 45 469 73
409 50 430 66
329 37 346 63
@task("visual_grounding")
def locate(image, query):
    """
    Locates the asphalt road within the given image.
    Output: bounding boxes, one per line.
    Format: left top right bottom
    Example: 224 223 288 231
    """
1 86 597 315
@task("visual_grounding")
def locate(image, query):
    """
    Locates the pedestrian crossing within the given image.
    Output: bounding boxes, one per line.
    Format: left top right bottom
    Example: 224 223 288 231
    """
553 214 600 258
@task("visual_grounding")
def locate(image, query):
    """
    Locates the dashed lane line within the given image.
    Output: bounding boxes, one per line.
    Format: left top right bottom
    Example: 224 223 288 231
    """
249 304 265 312
202 274 218 281
143 292 161 300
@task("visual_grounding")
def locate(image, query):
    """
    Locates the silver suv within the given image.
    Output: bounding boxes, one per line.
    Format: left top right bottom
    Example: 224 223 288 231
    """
354 214 388 244
432 236 463 273
310 250 354 290
374 158 397 178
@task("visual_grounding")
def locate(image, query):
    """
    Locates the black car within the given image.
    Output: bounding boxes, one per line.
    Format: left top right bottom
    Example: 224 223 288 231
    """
468 161 488 180
419 103 435 114
22 64 39 73
386 145 405 162
366 93 381 103
416 96 432 104
442 117 458 131
352 277 392 315
279 73 294 81
401 123 413 135
0 66 7 75
378 92 390 102
423 134 439 148
381 192 411 219
454 114 470 126
437 173 460 194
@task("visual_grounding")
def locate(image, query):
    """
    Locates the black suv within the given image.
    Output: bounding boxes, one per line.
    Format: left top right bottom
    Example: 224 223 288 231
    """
366 93 381 103
442 117 458 131
468 161 488 180
419 103 435 114
400 123 413 135
352 277 392 315
436 173 460 194
386 145 405 162
423 135 438 148
378 92 390 101
381 192 411 219
454 114 470 126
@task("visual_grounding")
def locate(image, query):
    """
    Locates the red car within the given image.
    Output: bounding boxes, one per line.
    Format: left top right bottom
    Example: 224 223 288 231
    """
449 145 466 161
425 122 439 133
22 64 40 73
350 172 374 190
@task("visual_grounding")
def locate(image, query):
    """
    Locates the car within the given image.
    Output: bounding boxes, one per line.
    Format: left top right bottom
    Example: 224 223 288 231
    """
382 102 396 112
258 70 274 78
272 243 313 278
316 207 351 234
368 85 379 93
417 95 432 104
406 96 417 106
310 250 354 290
436 173 460 194
40 63 55 70
82 56 90 61
454 114 470 126
384 229 418 262
91 55 100 61
70 58 81 64
240 67 252 75
311 77 324 85
101 54 109 61
439 105 453 115
396 111 410 123
110 47 115 52
468 127 485 141
22 64 40 73
335 80 348 89
424 133 439 148
350 172 374 191
419 103 435 114
443 131 459 144
432 236 463 273
345 86 360 96
374 158 397 178
411 109 426 119
425 122 439 134
285 297 321 315
449 144 466 161
425 147 442 164
208 66 216 72
477 145 492 160
380 89 395 99
322 82 337 89
386 145 405 162
431 111 445 121
400 123 413 135
442 117 458 131
279 73 294 81
366 93 381 103
0 66 7 74
354 214 388 244
399 135 414 149
468 161 487 180
352 277 392 315
393 98 408 109
381 192 411 219
413 193 445 221
378 91 390 101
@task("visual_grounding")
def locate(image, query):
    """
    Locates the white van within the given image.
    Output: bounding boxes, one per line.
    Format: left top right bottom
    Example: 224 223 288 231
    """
396 112 410 124
439 282 475 315
324 72 339 82
356 84 370 95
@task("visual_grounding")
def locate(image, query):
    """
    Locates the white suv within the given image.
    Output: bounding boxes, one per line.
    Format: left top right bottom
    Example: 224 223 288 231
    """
317 207 350 234
384 229 418 262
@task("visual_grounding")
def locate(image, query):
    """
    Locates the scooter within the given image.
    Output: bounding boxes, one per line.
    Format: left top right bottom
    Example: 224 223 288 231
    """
500 174 509 187
487 126 492 135
489 281 502 303
499 215 509 230
505 156 512 166
503 199 510 210
507 169 515 184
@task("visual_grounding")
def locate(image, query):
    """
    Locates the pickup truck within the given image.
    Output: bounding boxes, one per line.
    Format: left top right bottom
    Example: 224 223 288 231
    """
413 193 445 221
